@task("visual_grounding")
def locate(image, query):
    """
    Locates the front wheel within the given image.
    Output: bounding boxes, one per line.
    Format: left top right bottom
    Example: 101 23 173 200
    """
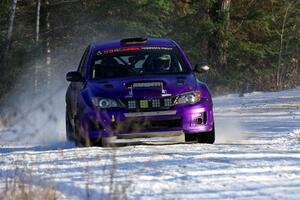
73 117 103 147
197 125 215 144
74 117 92 147
66 106 75 141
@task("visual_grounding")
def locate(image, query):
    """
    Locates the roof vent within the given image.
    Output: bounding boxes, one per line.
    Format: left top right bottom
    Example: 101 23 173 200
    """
120 37 148 45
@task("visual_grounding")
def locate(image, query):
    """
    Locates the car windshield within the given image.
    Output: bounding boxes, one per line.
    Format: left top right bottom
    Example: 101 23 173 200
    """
90 46 190 79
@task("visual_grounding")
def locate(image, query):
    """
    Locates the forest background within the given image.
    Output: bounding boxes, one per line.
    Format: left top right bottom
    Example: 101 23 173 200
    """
0 0 299 103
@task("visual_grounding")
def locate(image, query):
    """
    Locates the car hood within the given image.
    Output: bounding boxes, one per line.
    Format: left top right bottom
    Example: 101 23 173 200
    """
86 74 197 99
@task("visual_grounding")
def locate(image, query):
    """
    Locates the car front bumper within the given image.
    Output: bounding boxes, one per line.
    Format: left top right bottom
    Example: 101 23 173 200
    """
79 99 214 139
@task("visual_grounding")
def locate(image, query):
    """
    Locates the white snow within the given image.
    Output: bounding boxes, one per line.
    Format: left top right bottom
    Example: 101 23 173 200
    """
0 88 300 199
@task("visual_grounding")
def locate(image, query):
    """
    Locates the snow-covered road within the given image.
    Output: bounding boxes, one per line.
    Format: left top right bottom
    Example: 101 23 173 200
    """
0 89 300 199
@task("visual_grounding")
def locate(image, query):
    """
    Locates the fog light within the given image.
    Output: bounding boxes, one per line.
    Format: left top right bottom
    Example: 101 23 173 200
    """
164 98 172 107
128 100 136 109
152 99 160 108
195 117 203 125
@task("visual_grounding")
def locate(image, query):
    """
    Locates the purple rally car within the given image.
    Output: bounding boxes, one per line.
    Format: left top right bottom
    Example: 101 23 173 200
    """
66 38 215 146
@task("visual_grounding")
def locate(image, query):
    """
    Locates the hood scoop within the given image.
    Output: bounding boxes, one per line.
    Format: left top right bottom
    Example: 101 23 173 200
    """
124 81 170 97
124 81 165 88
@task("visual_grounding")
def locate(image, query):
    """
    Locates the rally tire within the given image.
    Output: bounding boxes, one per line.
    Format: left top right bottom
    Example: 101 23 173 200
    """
66 106 75 141
197 125 215 144
73 117 103 147
74 117 91 147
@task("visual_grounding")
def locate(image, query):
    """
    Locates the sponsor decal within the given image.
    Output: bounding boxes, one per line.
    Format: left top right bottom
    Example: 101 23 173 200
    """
132 82 163 88
101 46 173 54
103 47 141 54
141 47 173 50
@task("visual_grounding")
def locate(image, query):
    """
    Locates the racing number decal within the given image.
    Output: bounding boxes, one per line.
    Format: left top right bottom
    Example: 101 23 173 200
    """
140 100 149 109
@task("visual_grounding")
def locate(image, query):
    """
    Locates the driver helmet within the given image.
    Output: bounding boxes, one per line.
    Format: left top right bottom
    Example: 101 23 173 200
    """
153 54 171 71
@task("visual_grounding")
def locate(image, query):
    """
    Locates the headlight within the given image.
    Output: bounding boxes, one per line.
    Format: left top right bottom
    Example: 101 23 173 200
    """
175 92 201 105
92 98 120 108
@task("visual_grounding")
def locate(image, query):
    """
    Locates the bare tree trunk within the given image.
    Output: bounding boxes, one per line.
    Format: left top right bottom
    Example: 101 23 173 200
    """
34 0 41 93
207 0 231 71
35 0 41 42
222 0 231 31
276 3 292 89
46 0 52 89
0 0 18 68
81 0 87 9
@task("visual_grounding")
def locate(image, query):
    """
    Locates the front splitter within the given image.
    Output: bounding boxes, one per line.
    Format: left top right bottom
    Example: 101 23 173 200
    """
102 130 186 147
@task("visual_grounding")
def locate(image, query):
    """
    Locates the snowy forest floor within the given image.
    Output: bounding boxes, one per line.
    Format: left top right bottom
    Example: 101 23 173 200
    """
0 88 299 199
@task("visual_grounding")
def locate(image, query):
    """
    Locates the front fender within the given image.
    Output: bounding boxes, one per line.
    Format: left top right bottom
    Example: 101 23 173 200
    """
195 80 212 103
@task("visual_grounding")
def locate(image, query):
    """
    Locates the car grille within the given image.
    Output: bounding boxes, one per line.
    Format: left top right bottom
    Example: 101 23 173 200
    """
121 97 176 112
111 117 182 133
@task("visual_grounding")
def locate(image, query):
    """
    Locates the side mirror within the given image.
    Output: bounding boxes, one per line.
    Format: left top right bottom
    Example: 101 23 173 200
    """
194 63 210 73
66 71 84 82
